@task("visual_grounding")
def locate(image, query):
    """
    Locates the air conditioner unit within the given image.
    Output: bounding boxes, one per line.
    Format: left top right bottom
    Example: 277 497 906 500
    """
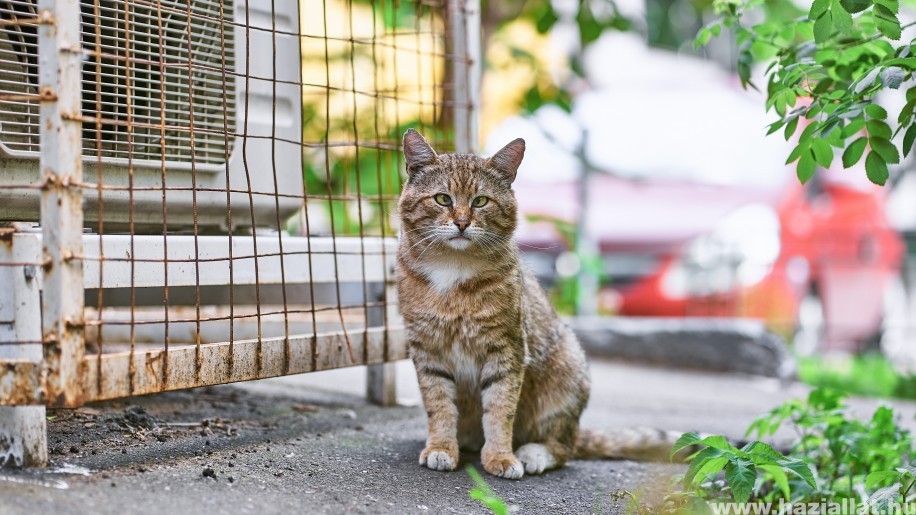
0 0 303 232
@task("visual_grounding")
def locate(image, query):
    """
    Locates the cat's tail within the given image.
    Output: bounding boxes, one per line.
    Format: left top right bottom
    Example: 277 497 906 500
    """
574 427 697 462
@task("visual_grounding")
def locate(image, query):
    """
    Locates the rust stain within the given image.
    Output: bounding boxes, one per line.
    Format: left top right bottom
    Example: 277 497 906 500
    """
37 86 57 102
0 361 45 406
0 228 14 248
36 9 54 25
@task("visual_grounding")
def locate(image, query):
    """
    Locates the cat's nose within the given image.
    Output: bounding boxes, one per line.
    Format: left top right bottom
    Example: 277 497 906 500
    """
454 218 470 232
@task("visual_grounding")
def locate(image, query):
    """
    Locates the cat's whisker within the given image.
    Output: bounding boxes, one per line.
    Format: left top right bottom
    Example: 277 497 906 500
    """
406 232 440 254
415 237 441 261
400 226 439 236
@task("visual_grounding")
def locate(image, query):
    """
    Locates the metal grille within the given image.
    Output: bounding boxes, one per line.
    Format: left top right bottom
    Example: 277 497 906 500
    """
0 0 479 473
0 0 235 167
0 1 40 153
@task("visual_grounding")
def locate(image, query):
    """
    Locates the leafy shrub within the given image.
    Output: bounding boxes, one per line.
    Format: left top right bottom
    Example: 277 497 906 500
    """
798 353 916 401
669 389 915 512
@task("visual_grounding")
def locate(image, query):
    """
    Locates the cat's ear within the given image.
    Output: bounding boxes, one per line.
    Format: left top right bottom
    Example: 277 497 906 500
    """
403 129 438 177
488 138 525 184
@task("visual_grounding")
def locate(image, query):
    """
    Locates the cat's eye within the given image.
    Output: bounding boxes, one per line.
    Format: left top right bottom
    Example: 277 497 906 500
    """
471 196 489 208
433 193 452 206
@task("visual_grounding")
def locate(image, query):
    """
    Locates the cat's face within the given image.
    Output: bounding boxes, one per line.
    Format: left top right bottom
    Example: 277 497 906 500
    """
398 130 524 255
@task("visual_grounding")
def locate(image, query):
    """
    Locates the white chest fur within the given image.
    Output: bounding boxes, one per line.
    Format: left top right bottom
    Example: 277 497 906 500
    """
416 254 484 294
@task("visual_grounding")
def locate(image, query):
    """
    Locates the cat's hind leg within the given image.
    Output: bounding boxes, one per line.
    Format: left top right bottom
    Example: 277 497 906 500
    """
514 408 580 475
515 443 558 475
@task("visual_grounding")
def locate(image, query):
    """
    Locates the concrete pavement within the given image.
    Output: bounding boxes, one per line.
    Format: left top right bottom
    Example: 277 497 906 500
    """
1 359 913 515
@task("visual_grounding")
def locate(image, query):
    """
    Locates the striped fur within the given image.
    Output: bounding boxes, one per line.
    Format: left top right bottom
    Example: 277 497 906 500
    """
397 130 679 479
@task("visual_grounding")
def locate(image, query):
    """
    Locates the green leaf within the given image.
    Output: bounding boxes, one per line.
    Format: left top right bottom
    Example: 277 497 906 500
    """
874 0 899 13
831 0 853 33
825 126 844 147
866 151 890 185
671 432 702 459
799 122 820 143
784 460 818 489
725 459 758 504
698 435 735 451
466 467 510 515
760 464 791 499
866 104 888 119
767 120 785 136
867 470 901 490
904 125 916 157
685 449 729 486
870 137 900 163
695 26 712 49
810 0 831 18
874 5 902 40
787 143 806 164
854 68 882 94
843 137 868 167
811 138 835 168
684 456 728 485
798 150 817 184
898 99 915 125
813 12 833 42
842 118 866 138
534 4 560 33
742 441 786 463
840 0 871 13
867 120 892 139
785 117 800 140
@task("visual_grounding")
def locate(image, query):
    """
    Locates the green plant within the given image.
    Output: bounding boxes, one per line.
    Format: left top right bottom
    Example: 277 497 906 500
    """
670 388 915 511
671 433 817 504
697 0 916 186
466 466 511 515
798 352 916 400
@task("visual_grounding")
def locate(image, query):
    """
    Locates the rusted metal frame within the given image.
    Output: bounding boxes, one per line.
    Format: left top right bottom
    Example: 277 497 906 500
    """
262 0 292 375
368 279 401 406
366 0 396 407
319 0 356 365
0 361 44 407
238 0 265 379
81 326 407 403
449 0 480 154
38 0 86 408
0 231 47 466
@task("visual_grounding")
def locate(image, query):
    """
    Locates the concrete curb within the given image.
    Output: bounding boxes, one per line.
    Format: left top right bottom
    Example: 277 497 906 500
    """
569 317 796 378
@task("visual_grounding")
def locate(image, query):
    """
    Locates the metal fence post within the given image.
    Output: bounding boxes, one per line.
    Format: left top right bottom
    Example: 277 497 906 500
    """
38 0 85 407
450 0 480 154
0 231 47 467
367 282 397 406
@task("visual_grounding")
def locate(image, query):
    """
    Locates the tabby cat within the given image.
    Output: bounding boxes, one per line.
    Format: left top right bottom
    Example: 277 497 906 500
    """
396 129 678 479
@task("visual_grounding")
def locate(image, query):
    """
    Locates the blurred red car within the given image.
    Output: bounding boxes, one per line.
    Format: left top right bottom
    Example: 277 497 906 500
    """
514 170 905 353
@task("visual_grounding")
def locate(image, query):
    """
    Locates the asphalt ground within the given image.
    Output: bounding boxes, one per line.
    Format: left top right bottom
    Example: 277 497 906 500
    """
1 359 913 515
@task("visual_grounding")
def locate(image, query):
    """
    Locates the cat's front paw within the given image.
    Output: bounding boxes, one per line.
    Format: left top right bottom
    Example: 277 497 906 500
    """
482 452 524 480
419 446 459 472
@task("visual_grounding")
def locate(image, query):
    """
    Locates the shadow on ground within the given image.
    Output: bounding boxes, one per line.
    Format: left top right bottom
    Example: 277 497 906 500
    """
1 359 913 514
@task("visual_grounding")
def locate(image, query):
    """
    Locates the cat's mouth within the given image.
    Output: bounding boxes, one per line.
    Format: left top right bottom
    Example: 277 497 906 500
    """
446 235 472 250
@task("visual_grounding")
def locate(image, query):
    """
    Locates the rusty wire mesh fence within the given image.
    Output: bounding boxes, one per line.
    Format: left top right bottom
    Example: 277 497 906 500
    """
0 0 478 414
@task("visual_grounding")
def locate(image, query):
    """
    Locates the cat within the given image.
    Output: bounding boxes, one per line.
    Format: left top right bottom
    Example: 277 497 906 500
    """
396 129 680 479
